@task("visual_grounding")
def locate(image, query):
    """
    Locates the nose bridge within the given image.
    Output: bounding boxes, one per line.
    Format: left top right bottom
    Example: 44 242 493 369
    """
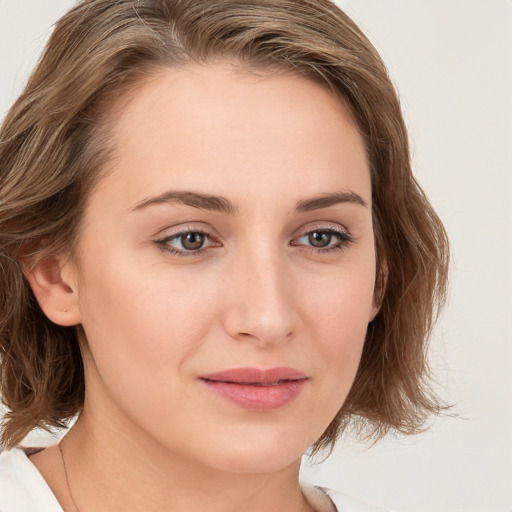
223 238 298 346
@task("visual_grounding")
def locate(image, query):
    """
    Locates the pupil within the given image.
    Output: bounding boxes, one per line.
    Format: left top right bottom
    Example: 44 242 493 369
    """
182 232 205 250
309 231 331 248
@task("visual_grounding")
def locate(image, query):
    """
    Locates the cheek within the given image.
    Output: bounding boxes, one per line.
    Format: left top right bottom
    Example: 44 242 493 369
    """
78 253 217 361
302 258 376 335
76 254 221 432
298 257 376 379
76 246 240 421
282 265 374 441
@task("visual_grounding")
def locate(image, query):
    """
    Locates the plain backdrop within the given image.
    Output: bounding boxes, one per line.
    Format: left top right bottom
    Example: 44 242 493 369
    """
1 2 511 512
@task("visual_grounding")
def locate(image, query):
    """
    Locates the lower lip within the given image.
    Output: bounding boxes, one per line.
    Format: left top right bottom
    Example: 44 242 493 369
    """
202 379 307 411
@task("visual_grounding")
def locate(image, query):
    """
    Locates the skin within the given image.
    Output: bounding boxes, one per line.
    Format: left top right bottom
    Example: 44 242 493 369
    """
28 61 379 512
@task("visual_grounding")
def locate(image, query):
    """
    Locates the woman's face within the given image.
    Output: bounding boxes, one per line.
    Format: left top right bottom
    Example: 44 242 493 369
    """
68 62 378 473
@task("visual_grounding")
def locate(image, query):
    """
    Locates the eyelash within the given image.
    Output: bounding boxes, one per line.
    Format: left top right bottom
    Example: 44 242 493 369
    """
155 227 218 258
154 226 354 258
291 227 354 254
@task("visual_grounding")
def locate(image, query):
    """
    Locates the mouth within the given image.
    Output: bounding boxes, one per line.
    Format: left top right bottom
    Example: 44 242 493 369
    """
200 367 308 411
204 380 299 386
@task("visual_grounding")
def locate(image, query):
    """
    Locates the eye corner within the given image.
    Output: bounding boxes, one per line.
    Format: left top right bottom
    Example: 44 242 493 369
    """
290 224 355 255
153 225 221 258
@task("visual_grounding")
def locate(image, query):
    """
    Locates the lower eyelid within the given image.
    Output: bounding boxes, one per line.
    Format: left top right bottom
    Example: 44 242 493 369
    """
154 228 216 253
155 226 352 256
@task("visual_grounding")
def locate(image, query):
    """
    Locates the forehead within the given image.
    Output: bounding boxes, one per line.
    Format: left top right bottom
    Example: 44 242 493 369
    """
95 62 371 212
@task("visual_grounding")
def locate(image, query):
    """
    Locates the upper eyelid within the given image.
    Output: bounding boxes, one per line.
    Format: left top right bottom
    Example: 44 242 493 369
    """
154 228 217 256
155 221 351 239
154 224 354 259
293 222 351 238
292 228 353 248
295 227 350 239
154 223 215 238
153 224 217 248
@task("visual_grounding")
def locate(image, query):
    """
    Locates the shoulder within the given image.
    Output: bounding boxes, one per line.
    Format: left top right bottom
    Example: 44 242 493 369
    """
302 483 398 512
0 447 63 512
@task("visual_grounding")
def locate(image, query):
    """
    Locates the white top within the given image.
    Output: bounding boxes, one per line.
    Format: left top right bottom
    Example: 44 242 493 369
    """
0 447 394 512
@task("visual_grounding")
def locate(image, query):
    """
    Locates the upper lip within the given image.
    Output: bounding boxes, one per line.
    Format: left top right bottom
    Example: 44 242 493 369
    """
201 367 307 385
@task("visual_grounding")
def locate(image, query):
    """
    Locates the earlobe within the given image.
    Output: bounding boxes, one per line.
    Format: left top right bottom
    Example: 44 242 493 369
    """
23 254 81 327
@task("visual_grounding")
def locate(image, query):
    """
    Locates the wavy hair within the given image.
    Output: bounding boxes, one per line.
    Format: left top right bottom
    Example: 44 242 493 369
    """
0 0 449 450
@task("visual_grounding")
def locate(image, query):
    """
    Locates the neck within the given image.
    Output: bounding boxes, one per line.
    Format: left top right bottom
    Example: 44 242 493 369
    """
61 406 313 512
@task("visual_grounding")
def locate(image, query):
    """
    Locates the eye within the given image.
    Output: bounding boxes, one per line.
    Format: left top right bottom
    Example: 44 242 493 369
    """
305 231 334 248
155 228 217 257
177 232 207 251
292 227 353 253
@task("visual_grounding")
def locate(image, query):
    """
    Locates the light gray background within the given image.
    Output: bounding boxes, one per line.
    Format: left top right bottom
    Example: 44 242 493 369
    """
1 2 511 512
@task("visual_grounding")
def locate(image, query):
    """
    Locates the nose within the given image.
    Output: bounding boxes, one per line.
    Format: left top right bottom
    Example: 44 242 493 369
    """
221 245 300 347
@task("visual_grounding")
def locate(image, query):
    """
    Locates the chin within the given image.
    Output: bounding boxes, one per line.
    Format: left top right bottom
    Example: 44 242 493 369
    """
210 446 304 475
189 428 316 475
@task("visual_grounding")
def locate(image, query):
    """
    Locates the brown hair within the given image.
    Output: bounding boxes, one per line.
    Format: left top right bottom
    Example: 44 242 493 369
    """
0 0 449 450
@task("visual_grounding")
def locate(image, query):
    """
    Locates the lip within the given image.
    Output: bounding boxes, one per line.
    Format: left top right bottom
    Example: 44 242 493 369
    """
200 367 308 411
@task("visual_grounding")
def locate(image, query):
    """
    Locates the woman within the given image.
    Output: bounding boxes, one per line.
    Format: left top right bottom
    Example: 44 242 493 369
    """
0 1 449 511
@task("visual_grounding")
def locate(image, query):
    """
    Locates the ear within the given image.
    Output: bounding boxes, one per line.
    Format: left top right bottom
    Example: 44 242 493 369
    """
23 254 81 326
369 260 388 322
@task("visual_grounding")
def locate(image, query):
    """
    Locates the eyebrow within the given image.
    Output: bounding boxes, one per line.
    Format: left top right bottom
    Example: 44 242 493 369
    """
131 190 236 214
130 189 368 214
295 191 368 212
